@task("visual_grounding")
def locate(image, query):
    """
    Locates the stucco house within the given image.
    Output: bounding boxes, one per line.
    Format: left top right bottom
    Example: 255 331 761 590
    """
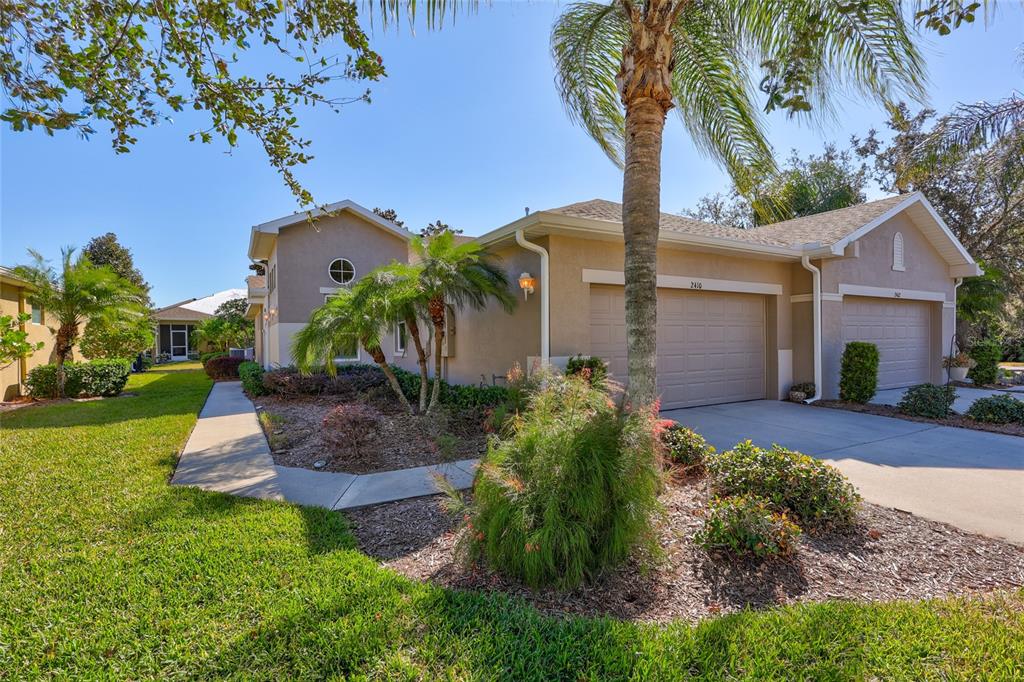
245 192 980 407
153 288 246 360
0 266 60 400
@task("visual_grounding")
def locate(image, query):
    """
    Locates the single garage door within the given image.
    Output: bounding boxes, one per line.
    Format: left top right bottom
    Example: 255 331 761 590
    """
841 297 932 389
590 285 766 409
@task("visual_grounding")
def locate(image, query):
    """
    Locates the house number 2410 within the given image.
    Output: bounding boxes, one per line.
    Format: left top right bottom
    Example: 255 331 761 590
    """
690 281 703 290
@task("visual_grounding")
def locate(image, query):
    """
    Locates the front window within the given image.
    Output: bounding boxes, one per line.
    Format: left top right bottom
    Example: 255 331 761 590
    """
395 321 407 354
328 258 355 285
30 305 42 324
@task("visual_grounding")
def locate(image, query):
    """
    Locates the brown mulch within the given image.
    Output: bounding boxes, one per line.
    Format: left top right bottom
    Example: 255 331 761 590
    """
814 399 1024 437
254 394 488 474
344 480 1024 624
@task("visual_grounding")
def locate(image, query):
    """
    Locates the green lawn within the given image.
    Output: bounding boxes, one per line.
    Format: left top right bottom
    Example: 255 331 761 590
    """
1 365 1021 679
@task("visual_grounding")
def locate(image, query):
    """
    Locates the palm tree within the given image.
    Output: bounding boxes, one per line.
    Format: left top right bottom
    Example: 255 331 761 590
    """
410 231 515 413
377 0 927 405
351 262 432 412
14 247 148 396
292 287 415 414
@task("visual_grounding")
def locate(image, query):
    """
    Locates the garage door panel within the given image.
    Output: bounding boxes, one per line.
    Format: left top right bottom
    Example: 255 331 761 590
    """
589 286 765 409
841 297 931 390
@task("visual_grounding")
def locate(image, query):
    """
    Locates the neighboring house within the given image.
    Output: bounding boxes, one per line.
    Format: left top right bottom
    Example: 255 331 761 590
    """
0 266 58 400
246 192 980 406
152 288 246 360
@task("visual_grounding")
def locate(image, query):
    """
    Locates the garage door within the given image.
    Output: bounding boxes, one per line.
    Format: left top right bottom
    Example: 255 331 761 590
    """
841 297 931 389
590 285 766 409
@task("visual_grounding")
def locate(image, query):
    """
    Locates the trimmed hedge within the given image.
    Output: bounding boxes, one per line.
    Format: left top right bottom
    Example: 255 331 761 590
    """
200 351 228 366
392 366 508 408
965 394 1024 424
26 359 131 398
261 365 386 398
897 383 956 419
238 361 266 396
659 423 714 471
839 341 879 403
706 440 860 529
204 356 244 380
967 340 1001 386
695 496 801 559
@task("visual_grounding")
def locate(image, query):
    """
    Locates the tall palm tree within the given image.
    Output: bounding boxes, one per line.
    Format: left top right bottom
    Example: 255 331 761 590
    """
351 262 432 412
410 231 515 413
292 286 415 413
14 247 148 396
377 0 926 405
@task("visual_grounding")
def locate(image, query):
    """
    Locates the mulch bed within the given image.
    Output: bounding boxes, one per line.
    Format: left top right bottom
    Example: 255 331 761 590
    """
345 479 1024 623
254 394 488 474
813 400 1024 437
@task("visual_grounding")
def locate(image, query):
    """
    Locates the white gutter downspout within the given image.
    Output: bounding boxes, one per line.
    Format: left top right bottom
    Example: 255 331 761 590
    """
800 255 823 403
515 229 549 367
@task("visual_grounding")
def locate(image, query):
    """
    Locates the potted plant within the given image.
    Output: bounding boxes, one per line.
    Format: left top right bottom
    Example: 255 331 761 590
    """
789 382 815 402
942 352 971 382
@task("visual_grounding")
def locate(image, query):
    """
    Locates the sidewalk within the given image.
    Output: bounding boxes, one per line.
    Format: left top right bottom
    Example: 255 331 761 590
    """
171 382 477 510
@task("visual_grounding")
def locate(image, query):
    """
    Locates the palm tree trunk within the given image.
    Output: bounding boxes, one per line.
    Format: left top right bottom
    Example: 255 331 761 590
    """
366 345 414 414
429 317 444 413
405 314 429 413
54 322 77 398
618 10 674 408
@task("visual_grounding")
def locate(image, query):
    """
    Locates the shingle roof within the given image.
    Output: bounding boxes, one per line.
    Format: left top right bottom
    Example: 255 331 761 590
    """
153 305 211 322
543 194 913 249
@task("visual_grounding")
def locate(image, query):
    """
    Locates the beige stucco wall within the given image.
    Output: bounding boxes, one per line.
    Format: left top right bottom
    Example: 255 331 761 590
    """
1 281 59 400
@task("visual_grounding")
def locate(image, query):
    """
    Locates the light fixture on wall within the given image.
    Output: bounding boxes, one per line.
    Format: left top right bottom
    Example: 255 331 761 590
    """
262 311 269 321
518 272 536 300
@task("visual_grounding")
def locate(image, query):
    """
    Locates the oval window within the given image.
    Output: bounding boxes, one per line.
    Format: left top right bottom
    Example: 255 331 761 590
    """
329 258 355 284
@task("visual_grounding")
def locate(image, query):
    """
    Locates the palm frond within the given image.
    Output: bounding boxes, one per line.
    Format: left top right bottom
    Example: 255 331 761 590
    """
365 1 480 31
552 2 630 166
926 95 1024 151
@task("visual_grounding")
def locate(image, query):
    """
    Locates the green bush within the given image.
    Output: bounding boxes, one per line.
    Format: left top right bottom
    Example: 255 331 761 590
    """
565 354 608 386
464 372 662 588
706 440 860 529
967 340 1002 386
965 394 1024 424
204 356 244 379
839 341 880 403
26 360 130 398
200 351 228 366
694 496 802 559
78 359 131 397
392 366 509 408
238 361 266 396
897 383 956 419
659 423 714 471
789 382 815 396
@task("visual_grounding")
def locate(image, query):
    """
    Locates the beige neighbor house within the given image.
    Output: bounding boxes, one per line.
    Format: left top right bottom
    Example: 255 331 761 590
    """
152 288 246 361
0 266 60 401
245 192 981 407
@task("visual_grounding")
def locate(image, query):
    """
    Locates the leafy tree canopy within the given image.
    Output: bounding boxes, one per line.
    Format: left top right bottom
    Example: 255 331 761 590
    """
80 314 154 360
192 297 253 351
84 233 151 305
420 219 462 238
1 0 386 203
372 207 405 227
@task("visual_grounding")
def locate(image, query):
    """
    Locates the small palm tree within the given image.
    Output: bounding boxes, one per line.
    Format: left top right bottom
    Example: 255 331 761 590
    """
292 287 415 413
411 231 515 413
352 262 432 412
14 247 148 396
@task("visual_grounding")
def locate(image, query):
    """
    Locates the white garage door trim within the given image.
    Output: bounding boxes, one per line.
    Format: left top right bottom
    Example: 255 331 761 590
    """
590 285 767 409
582 268 783 296
841 296 932 390
838 283 947 303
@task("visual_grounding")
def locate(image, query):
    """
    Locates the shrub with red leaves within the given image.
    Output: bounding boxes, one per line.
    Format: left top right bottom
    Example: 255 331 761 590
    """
322 403 384 455
204 355 244 379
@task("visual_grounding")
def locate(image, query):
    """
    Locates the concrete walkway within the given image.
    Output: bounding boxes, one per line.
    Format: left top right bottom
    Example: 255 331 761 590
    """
664 400 1024 545
172 382 477 510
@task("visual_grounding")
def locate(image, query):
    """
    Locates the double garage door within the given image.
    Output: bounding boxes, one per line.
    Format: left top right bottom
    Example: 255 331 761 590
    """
841 297 932 389
590 285 765 409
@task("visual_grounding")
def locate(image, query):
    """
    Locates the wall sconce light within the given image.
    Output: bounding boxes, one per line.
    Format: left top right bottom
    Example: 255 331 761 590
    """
262 311 270 321
518 272 536 300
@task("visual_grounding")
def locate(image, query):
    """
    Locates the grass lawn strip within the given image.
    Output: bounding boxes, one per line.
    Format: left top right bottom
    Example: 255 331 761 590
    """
0 364 1022 679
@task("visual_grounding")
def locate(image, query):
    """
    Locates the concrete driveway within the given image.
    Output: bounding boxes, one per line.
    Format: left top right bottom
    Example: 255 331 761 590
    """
663 400 1024 544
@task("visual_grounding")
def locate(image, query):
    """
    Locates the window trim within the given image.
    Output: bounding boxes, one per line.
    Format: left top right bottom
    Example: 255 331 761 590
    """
328 258 355 285
30 305 43 325
892 232 906 271
395 320 408 354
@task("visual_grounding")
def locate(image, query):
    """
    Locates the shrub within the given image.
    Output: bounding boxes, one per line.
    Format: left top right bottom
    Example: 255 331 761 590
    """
565 354 608 386
965 394 1024 424
463 372 662 589
238 361 266 396
78 359 131 397
897 383 956 419
660 423 714 471
200 351 228 366
694 496 802 559
26 363 83 398
204 355 244 379
839 341 879 403
706 440 860 529
967 340 1001 385
322 403 384 455
392 366 509 409
261 365 386 398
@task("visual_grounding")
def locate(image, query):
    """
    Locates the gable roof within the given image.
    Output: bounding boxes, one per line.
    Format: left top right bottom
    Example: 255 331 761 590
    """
153 288 247 321
248 199 414 260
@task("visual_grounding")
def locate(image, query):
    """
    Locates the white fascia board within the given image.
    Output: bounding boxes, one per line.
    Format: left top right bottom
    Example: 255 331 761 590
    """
252 200 415 242
916 194 977 265
949 263 983 278
838 283 947 302
583 268 783 296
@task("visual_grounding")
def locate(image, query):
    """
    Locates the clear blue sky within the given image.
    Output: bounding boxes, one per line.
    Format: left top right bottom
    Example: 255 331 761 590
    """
1 3 1020 307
